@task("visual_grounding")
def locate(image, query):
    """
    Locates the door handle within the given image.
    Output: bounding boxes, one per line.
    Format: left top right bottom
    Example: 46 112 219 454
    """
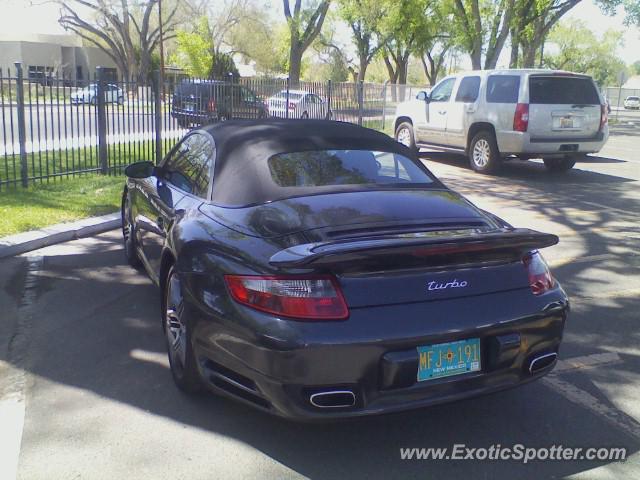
438 110 447 115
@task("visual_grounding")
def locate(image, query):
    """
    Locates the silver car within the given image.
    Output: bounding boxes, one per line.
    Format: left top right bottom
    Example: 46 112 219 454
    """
71 83 125 105
393 69 609 173
267 90 330 119
623 96 640 110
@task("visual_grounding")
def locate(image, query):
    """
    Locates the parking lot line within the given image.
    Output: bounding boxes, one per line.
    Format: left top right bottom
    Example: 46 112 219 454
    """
0 396 25 480
542 375 640 443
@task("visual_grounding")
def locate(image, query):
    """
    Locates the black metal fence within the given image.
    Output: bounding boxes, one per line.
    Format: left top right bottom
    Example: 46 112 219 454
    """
0 62 428 190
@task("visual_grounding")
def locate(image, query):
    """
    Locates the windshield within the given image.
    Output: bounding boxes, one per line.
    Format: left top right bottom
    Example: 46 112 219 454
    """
273 92 304 100
268 150 435 188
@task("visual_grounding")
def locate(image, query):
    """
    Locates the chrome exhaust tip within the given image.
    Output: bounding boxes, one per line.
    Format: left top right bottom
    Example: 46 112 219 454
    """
309 390 356 408
528 352 558 374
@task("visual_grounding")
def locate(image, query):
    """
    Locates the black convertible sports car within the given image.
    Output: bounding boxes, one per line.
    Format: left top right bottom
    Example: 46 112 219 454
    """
122 119 569 420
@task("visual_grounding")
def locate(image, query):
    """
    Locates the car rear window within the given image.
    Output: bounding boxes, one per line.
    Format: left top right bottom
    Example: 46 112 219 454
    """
268 150 435 188
628 96 639 101
486 75 520 103
529 76 599 104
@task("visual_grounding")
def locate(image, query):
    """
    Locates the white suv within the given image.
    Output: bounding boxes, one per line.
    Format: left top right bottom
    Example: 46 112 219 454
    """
393 69 609 173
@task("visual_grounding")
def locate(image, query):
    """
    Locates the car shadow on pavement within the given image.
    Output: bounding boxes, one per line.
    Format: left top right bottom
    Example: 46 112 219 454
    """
2 230 639 479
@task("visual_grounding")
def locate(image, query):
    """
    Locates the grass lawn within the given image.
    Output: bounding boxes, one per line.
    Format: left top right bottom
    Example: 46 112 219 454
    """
0 174 124 237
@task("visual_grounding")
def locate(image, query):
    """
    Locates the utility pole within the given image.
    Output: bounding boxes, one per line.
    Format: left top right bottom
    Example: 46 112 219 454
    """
158 0 165 100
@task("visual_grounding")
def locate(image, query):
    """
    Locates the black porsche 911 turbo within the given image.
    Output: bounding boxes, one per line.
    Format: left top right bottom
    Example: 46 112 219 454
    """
122 119 569 420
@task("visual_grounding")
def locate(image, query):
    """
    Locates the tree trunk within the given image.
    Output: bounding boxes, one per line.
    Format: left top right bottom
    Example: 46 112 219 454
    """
521 44 537 68
383 54 398 102
357 56 368 84
288 43 302 86
509 28 519 68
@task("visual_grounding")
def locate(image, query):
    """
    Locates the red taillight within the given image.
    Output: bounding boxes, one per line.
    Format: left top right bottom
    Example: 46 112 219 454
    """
600 104 608 130
224 275 349 320
513 103 529 132
523 251 554 295
288 102 296 110
208 98 216 112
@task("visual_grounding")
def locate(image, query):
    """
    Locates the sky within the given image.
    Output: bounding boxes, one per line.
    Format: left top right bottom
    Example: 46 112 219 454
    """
0 0 638 66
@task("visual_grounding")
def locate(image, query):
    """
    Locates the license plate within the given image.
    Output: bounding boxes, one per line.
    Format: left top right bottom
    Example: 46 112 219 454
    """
417 338 481 381
559 117 574 128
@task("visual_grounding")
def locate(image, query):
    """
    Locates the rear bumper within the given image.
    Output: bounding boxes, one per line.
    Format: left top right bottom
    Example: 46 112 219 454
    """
186 279 569 420
497 129 608 157
172 109 217 121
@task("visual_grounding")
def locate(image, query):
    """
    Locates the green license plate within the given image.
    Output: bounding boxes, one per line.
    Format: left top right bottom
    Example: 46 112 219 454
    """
417 338 481 381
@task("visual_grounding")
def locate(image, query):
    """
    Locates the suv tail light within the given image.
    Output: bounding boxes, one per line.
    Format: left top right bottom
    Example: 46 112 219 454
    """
224 275 349 320
207 98 216 112
523 251 554 295
513 103 529 132
600 104 608 130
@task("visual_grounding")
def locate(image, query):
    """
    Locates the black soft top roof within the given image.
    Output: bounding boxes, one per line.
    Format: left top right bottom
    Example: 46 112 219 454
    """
200 119 424 206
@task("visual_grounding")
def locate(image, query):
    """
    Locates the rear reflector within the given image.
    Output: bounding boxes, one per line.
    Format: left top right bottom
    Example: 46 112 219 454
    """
600 104 608 130
523 251 554 295
208 98 216 112
224 275 349 320
513 103 529 132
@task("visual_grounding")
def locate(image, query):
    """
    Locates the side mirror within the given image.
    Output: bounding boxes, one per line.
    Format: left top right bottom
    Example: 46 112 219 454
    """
416 91 429 102
124 161 155 179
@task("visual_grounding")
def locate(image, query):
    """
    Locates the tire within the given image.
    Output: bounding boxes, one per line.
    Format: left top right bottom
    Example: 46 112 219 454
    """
468 130 501 174
301 111 309 119
163 265 203 394
121 189 142 269
394 121 418 154
543 157 576 173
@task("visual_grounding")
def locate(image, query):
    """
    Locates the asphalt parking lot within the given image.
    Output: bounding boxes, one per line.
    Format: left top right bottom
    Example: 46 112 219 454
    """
1 127 639 479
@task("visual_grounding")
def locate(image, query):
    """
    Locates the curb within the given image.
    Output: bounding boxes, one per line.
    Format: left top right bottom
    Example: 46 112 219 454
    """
0 212 121 259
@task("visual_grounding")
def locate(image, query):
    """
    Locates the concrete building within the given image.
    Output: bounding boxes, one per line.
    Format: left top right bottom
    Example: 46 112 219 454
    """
0 33 120 83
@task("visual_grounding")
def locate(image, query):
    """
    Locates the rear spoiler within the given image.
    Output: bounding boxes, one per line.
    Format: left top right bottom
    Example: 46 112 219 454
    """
269 228 559 268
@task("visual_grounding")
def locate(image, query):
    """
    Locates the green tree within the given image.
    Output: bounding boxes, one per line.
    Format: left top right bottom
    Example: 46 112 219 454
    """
229 16 290 76
451 0 515 69
171 17 213 78
170 16 238 79
336 0 388 83
544 19 626 86
597 0 640 26
632 60 640 76
282 0 331 85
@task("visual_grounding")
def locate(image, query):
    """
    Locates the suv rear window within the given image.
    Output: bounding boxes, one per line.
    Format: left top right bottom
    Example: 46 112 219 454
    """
529 76 599 104
486 75 520 103
268 150 434 187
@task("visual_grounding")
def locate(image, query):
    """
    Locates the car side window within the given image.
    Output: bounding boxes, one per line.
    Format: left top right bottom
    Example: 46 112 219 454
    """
455 76 481 103
429 78 456 103
486 75 521 103
162 133 214 198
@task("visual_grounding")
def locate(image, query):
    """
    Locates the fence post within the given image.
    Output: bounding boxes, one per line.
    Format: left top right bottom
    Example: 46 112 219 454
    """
14 62 28 188
357 81 364 126
326 80 332 119
285 77 290 119
96 66 108 174
153 70 162 165
228 73 234 120
381 81 388 133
